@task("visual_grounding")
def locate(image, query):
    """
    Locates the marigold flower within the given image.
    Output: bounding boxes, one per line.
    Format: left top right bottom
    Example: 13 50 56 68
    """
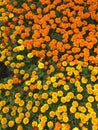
2 106 9 113
72 127 79 130
8 120 14 127
1 118 7 125
23 117 29 125
38 62 44 69
47 121 53 128
16 55 24 60
17 125 23 130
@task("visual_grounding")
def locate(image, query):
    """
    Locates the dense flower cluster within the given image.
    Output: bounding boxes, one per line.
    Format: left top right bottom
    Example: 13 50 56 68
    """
0 0 98 130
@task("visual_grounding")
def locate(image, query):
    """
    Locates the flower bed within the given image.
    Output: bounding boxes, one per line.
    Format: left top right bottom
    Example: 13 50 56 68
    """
0 0 98 130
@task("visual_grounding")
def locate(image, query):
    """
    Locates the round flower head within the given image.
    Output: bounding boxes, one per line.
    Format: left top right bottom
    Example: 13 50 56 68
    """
72 127 79 130
38 62 44 69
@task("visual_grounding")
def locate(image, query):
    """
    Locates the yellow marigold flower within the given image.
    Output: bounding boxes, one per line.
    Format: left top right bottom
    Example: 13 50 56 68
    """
23 73 29 80
30 77 36 83
19 113 24 119
2 106 9 113
67 71 73 76
75 80 80 87
91 67 98 75
27 53 34 58
62 61 67 66
42 93 48 99
57 106 63 113
14 97 21 104
52 92 57 97
23 86 29 91
74 70 79 76
5 91 10 96
26 104 32 111
32 121 38 127
32 106 38 113
88 65 93 70
75 112 80 119
72 127 79 130
15 93 21 98
23 117 29 125
18 39 23 44
28 92 33 97
77 86 83 92
69 61 75 66
90 75 96 82
95 95 98 101
90 111 96 119
47 121 53 128
63 116 69 123
11 111 16 116
15 117 22 124
1 26 5 31
13 47 19 52
81 77 88 84
38 62 44 69
85 102 92 108
94 84 98 90
13 69 19 74
76 94 83 100
64 84 70 91
1 118 7 125
9 13 14 18
33 93 38 99
53 82 58 88
4 61 10 66
70 106 76 113
51 76 56 82
41 116 47 122
17 107 23 113
91 118 98 125
19 100 25 107
7 79 13 84
40 106 46 113
47 98 52 105
0 8 5 12
17 125 23 130
61 97 66 103
35 101 40 107
43 85 48 90
20 69 25 75
46 80 51 85
57 90 63 97
8 120 14 127
78 106 86 113
0 100 6 106
67 92 74 98
38 122 44 130
52 97 58 103
15 63 22 68
25 111 30 118
58 73 64 78
12 106 17 111
92 125 98 130
25 80 31 86
43 104 49 110
19 45 25 51
87 96 94 103
76 64 82 70
49 111 55 118
10 62 15 68
16 55 24 60
72 101 78 107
